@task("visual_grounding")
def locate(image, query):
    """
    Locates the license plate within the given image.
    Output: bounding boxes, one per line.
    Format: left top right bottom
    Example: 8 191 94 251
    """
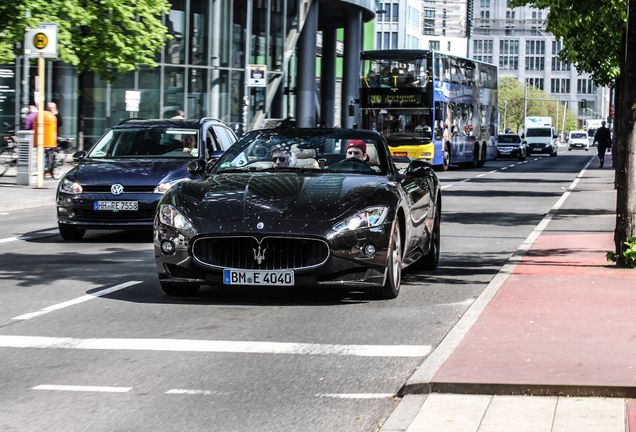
392 152 408 157
94 201 139 211
499 151 510 154
223 269 294 286
533 148 542 151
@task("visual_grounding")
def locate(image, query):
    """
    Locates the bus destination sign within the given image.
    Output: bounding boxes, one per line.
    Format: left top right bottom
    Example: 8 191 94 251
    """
367 93 422 107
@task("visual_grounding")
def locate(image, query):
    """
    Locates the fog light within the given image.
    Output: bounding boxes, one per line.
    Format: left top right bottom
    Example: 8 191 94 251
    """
161 240 175 255
364 244 376 255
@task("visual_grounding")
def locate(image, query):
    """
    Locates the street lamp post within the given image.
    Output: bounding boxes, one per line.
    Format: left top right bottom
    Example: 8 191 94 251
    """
503 101 508 132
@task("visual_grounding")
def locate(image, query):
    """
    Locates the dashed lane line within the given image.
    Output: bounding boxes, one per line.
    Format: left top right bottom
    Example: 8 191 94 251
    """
0 335 431 358
33 385 132 393
12 281 143 321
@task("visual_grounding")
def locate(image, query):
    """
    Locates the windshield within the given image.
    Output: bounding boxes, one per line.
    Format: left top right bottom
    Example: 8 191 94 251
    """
361 57 429 89
498 135 521 144
88 127 200 158
526 128 552 137
365 109 433 146
212 129 388 175
570 132 587 139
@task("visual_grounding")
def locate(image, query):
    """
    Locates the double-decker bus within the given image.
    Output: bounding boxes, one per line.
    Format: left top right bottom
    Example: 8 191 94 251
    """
359 50 498 171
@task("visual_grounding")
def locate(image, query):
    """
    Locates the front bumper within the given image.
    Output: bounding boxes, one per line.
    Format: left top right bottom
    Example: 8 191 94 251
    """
496 147 522 158
57 192 160 229
154 220 393 288
527 144 555 154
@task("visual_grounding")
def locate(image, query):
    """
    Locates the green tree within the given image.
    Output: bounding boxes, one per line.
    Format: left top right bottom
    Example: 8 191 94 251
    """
0 0 171 148
510 0 635 268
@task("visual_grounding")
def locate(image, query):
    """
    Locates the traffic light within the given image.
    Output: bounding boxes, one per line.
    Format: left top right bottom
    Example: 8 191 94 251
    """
580 99 586 109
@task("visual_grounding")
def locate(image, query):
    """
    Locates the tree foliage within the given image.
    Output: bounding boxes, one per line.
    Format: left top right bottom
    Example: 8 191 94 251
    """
0 0 171 83
509 0 626 86
499 76 576 133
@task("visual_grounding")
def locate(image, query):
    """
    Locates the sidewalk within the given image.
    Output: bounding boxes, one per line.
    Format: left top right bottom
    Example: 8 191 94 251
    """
382 153 636 431
0 168 60 212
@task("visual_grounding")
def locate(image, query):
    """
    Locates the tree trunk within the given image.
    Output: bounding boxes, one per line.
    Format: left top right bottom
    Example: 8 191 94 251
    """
615 0 636 267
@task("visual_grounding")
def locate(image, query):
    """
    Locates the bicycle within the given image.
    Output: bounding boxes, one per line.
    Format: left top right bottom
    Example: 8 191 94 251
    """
0 122 19 177
47 137 73 179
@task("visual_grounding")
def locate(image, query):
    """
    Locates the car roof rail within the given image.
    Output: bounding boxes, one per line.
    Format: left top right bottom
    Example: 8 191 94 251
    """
118 118 149 125
199 117 222 125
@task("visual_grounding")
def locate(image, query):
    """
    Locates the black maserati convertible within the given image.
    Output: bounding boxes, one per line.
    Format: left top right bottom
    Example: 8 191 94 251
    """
154 128 441 299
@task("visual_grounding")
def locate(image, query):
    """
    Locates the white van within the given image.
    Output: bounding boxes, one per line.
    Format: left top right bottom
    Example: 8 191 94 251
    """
567 130 589 151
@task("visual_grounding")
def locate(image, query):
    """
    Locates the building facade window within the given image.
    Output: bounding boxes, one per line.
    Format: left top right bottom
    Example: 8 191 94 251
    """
525 40 545 55
551 78 571 93
552 58 571 71
429 40 440 50
392 4 399 22
525 56 545 70
577 79 597 94
499 40 519 54
526 78 544 91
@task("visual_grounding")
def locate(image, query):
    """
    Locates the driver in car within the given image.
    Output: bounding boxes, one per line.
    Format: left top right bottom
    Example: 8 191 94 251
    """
271 148 291 168
346 140 370 163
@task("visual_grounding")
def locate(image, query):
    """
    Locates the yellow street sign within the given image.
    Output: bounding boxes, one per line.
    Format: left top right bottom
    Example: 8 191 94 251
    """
33 33 49 50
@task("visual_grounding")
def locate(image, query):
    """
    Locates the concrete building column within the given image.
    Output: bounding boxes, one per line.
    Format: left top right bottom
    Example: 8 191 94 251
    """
320 26 337 128
340 8 362 128
296 0 318 127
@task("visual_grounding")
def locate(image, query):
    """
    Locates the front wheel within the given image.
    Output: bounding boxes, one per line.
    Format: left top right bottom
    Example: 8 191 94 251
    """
0 147 13 177
58 224 85 240
371 221 402 299
477 144 487 168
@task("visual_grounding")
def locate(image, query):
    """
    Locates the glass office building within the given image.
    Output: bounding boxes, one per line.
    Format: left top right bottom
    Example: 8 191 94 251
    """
0 0 375 150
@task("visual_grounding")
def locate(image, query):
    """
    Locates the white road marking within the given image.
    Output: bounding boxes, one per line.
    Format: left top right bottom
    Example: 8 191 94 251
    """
489 170 497 173
460 179 470 182
33 385 132 393
0 236 20 244
476 174 486 177
441 184 453 189
317 393 394 399
0 335 431 357
166 389 215 395
501 167 508 170
12 281 143 321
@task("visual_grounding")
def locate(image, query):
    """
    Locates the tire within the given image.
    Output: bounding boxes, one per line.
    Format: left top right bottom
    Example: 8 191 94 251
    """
58 224 85 240
568 148 572 151
160 280 200 296
440 143 450 171
550 148 557 157
412 208 440 271
51 150 67 179
371 220 402 299
0 148 12 177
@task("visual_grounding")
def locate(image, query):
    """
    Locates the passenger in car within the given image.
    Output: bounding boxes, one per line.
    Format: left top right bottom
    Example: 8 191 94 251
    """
346 140 370 163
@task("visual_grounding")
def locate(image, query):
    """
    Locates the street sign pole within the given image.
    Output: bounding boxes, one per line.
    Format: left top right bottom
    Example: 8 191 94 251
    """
37 54 44 188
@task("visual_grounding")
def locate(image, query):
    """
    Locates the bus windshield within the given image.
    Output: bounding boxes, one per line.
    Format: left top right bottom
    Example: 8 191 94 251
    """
361 55 430 89
363 109 433 146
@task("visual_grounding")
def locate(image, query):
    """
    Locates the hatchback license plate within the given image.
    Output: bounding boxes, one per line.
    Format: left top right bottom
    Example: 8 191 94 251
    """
223 269 294 286
533 148 542 151
94 201 138 211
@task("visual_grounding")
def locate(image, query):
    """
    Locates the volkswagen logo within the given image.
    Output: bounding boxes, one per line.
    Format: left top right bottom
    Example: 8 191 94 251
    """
111 184 124 196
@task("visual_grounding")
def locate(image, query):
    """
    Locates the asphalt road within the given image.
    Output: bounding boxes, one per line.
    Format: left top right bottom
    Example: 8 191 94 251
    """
0 145 598 432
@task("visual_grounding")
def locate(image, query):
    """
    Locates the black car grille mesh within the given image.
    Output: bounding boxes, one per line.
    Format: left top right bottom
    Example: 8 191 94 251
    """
192 236 329 270
82 185 156 193
73 208 155 222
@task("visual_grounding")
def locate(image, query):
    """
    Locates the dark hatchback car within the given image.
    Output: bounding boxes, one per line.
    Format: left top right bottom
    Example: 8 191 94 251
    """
154 128 442 300
56 118 237 240
496 134 527 161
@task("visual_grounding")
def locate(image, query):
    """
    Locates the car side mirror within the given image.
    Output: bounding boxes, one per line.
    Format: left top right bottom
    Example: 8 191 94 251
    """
187 159 207 175
72 151 86 161
407 159 432 176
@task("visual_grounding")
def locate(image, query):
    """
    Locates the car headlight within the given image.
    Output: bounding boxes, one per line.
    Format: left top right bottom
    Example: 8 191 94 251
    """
333 206 389 232
154 178 189 194
158 204 195 233
59 178 83 194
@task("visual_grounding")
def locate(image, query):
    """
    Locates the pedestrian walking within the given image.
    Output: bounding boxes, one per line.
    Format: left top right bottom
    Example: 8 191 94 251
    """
593 120 612 168
23 105 38 130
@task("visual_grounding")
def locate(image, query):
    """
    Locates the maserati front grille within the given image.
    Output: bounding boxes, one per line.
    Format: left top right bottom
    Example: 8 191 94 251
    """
192 236 330 270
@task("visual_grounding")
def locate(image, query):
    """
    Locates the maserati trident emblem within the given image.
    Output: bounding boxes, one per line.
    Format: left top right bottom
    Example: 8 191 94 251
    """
253 245 267 264
111 183 124 196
